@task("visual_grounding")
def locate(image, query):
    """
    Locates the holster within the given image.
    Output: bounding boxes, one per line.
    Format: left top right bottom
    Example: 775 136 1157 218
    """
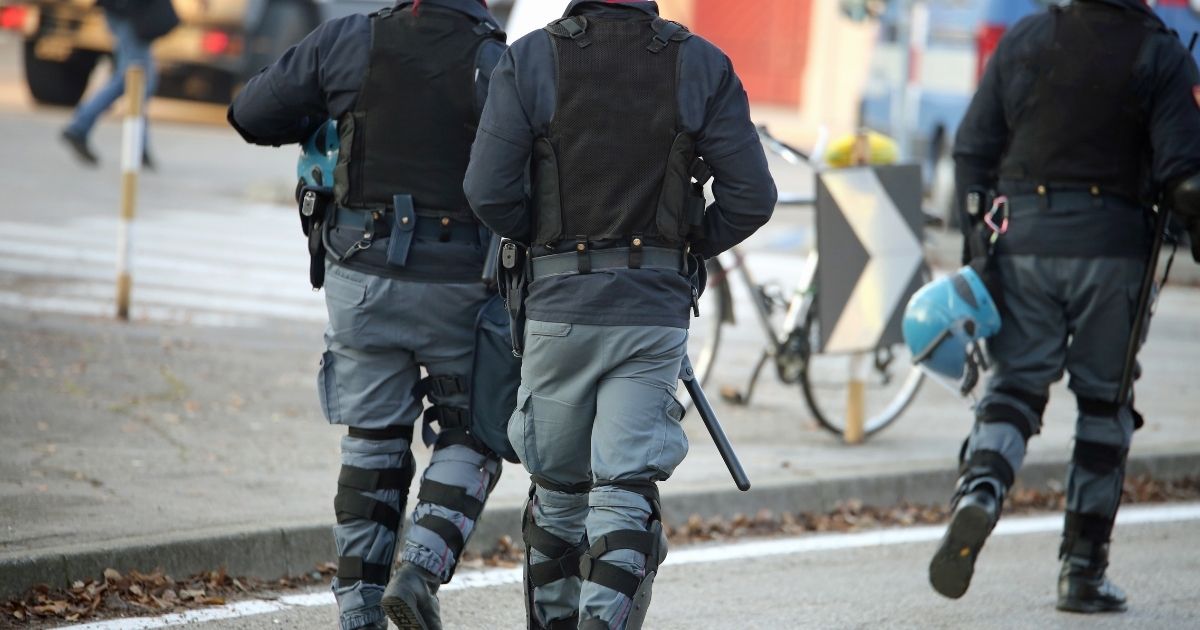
497 239 529 357
297 184 333 289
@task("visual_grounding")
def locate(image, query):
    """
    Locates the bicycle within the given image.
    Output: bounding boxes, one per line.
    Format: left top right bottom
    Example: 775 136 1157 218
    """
684 127 926 439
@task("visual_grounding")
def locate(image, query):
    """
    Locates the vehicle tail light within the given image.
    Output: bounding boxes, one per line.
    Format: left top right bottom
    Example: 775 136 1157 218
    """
975 23 1006 84
0 6 28 31
201 30 231 56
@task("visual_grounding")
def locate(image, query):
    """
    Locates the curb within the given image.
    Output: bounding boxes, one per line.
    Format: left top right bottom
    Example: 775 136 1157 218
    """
3 449 1198 600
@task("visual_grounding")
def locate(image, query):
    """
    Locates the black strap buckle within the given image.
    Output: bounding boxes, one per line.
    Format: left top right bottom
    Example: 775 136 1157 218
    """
418 374 466 399
561 17 591 48
629 235 644 269
647 19 685 53
575 236 591 274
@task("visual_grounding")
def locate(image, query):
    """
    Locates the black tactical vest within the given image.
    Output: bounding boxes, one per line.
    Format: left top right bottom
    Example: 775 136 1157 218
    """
999 3 1161 202
531 15 701 251
334 6 502 221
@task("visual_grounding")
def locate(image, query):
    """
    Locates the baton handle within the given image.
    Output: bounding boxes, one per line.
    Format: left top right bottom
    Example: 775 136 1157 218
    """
684 373 751 492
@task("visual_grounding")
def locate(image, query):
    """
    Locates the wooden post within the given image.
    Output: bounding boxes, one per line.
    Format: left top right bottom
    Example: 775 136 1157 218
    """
844 352 867 444
115 64 144 321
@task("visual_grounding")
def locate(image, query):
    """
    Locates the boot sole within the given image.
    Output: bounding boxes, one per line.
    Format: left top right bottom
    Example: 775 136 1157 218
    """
929 503 992 599
1056 598 1128 614
381 595 430 630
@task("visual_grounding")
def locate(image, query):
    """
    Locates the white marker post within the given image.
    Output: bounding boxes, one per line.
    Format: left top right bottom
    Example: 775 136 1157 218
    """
115 64 145 321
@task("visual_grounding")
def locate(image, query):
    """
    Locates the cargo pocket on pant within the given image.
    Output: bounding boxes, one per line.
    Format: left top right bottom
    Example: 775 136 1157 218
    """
649 389 689 477
506 386 536 469
317 351 342 425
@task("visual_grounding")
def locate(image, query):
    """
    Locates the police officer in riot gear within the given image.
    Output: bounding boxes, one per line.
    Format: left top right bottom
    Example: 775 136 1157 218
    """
464 1 776 627
931 0 1200 612
228 2 507 628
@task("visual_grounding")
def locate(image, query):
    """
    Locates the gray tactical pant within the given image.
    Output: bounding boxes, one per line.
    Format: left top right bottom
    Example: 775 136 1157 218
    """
319 262 502 630
509 320 689 629
961 255 1145 542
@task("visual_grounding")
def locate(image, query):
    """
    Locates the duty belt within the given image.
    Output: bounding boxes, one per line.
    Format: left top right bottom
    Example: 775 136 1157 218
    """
530 246 684 280
330 206 481 243
998 181 1138 209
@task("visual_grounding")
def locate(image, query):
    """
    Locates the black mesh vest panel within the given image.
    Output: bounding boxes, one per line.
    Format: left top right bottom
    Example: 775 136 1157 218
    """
335 8 497 219
999 4 1155 202
533 16 689 248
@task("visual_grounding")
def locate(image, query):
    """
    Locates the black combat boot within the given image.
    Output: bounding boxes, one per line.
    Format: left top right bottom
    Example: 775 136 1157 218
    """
929 485 1001 599
382 562 442 630
1057 538 1127 613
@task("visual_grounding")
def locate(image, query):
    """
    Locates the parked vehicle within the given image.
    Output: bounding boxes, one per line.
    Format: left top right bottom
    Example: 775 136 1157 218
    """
0 0 517 106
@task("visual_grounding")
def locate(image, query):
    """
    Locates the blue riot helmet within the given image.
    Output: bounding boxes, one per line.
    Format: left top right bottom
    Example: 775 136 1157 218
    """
297 119 338 190
903 266 1001 395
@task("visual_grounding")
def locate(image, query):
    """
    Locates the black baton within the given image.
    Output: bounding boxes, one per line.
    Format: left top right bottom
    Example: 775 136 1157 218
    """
681 358 751 491
1117 204 1171 406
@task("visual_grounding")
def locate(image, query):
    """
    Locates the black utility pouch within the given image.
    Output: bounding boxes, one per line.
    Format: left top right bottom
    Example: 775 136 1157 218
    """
387 194 417 268
297 185 332 289
497 239 529 356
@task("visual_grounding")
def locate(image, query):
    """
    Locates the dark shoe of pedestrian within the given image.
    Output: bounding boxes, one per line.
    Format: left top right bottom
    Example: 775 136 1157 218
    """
61 129 99 166
381 562 442 630
929 487 1000 599
1057 540 1127 613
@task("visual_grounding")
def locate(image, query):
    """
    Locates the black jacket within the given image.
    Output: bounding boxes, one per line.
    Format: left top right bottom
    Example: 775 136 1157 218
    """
955 0 1200 257
464 0 776 328
227 0 505 281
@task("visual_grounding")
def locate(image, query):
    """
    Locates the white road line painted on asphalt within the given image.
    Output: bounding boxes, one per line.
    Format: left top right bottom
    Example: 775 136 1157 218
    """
56 503 1200 630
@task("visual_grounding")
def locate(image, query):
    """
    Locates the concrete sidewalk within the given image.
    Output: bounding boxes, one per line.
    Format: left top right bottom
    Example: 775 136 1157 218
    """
2 217 1199 599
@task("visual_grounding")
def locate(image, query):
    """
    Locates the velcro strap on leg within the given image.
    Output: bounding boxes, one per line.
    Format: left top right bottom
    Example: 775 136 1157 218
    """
1064 510 1114 544
434 429 490 455
532 475 591 495
977 403 1036 441
578 556 641 599
547 614 581 630
525 522 585 587
1072 439 1125 473
416 375 466 400
335 490 402 530
337 555 390 586
593 479 661 520
993 385 1048 416
959 449 1015 489
586 530 657 564
424 405 470 429
348 425 414 442
338 462 413 492
1077 396 1120 418
415 514 465 557
417 480 484 520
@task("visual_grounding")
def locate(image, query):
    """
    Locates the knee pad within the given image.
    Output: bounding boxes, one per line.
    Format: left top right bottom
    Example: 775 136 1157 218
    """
336 426 417 587
523 478 590 630
581 480 668 630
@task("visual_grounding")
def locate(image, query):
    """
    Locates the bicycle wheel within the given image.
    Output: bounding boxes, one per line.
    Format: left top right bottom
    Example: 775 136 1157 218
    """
679 257 732 410
798 293 925 438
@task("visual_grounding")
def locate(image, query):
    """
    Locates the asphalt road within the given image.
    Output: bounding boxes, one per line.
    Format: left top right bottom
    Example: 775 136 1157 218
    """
60 504 1200 629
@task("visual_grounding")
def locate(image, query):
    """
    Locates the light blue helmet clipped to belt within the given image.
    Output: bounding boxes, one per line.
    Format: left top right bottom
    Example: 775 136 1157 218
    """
902 266 1001 395
297 119 338 191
